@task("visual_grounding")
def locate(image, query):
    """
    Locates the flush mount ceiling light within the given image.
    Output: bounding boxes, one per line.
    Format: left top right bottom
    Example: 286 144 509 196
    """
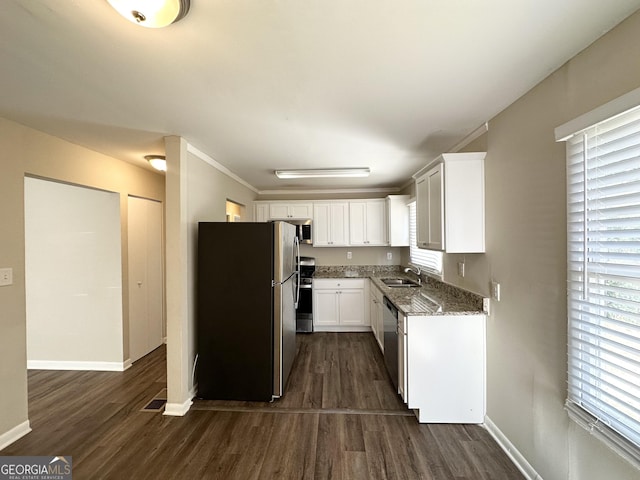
107 0 190 28
275 168 370 179
145 155 167 171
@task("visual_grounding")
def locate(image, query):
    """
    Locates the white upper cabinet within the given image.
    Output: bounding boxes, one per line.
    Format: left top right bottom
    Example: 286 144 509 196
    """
386 195 410 247
268 202 313 220
313 202 349 246
414 152 486 253
349 199 387 246
255 203 269 222
253 201 313 221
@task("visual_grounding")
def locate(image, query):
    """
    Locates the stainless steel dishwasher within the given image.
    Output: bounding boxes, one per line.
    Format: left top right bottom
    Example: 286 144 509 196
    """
383 296 399 390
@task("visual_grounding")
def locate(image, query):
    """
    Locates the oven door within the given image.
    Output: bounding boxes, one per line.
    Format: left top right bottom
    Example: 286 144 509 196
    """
296 280 313 333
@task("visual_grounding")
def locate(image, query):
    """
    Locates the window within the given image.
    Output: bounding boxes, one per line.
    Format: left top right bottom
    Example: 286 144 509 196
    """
562 102 640 465
408 201 443 275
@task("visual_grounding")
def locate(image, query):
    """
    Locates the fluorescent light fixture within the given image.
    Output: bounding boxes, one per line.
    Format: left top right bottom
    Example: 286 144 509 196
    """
107 0 190 28
145 155 167 171
275 168 370 179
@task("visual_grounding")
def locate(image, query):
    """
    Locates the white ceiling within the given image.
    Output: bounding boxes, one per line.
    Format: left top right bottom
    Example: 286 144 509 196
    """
1 1 639 193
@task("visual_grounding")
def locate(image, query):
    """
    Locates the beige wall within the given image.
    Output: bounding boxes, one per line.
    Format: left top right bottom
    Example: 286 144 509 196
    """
0 119 29 440
0 117 164 444
466 12 640 480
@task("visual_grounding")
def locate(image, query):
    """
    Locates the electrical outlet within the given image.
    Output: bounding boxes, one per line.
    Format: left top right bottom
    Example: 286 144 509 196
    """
0 268 13 287
387 252 393 260
347 251 352 260
458 262 465 277
491 281 501 301
483 298 491 314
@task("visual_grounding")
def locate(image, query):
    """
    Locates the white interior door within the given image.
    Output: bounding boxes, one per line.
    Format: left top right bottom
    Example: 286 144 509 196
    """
128 196 163 363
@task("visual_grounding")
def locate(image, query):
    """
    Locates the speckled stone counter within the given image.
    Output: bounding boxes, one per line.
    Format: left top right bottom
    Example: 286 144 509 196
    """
313 265 486 316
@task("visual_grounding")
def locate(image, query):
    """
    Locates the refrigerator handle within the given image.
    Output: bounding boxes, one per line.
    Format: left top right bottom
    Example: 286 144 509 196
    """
294 235 300 309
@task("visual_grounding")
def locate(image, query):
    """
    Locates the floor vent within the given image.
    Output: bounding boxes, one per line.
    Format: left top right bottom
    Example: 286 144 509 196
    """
141 390 168 412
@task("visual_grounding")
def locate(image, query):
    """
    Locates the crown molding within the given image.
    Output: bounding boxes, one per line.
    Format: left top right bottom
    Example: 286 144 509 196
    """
257 187 400 196
186 144 259 194
449 122 489 152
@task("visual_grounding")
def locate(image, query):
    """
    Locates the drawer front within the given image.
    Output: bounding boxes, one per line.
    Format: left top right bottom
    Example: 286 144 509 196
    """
314 278 365 290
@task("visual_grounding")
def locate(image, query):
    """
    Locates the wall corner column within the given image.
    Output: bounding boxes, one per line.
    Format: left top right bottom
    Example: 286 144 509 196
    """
163 135 192 416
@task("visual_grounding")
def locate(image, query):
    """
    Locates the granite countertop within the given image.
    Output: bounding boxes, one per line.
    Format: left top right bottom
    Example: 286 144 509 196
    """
313 265 486 317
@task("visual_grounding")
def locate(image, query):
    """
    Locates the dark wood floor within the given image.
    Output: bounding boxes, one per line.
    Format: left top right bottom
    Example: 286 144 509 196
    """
2 332 524 479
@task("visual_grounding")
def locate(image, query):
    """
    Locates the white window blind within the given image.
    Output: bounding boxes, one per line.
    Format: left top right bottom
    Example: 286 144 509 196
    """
565 104 640 465
408 201 442 275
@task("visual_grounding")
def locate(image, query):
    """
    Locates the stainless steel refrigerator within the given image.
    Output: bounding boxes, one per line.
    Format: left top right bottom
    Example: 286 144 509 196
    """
196 221 299 401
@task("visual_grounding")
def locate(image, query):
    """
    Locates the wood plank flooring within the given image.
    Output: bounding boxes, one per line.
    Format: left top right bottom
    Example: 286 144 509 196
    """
1 332 524 479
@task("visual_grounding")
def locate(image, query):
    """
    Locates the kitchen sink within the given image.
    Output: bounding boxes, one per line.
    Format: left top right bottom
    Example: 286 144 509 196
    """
381 278 421 288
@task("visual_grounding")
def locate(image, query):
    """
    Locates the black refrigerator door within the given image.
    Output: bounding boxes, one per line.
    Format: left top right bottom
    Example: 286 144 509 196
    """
196 222 275 401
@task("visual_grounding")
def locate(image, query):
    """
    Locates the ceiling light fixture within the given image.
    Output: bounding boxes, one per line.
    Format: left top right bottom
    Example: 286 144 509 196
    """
107 0 190 28
145 155 167 171
275 168 370 179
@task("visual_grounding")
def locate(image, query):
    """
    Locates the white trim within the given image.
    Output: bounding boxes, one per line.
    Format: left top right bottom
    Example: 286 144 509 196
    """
122 358 132 371
483 416 543 480
186 143 259 193
555 85 640 141
27 360 129 371
257 187 400 196
312 325 372 333
449 122 489 152
0 420 31 451
163 397 193 417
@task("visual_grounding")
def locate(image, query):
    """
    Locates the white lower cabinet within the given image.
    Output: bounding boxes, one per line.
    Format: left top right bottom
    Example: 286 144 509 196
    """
313 278 369 331
369 281 384 351
405 314 486 423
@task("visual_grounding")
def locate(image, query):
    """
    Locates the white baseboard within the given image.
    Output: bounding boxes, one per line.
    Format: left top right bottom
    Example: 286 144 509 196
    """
163 396 193 417
122 358 132 371
27 360 128 372
0 420 31 451
313 325 372 333
484 415 543 480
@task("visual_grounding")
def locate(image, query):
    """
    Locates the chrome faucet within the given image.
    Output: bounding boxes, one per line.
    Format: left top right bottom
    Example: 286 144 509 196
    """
404 265 422 285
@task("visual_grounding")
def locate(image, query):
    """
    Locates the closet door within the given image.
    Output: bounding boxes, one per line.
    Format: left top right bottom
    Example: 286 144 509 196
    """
128 196 164 363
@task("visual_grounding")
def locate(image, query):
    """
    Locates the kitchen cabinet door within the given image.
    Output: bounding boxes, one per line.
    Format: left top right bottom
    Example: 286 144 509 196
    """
288 203 313 219
313 202 349 246
313 289 339 326
415 173 429 249
386 195 410 247
414 152 485 253
426 164 444 251
269 202 313 220
349 200 386 246
255 203 269 222
269 203 290 219
338 289 366 325
313 278 367 331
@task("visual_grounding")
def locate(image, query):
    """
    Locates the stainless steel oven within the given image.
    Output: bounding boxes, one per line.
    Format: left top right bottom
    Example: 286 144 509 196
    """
296 256 315 332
